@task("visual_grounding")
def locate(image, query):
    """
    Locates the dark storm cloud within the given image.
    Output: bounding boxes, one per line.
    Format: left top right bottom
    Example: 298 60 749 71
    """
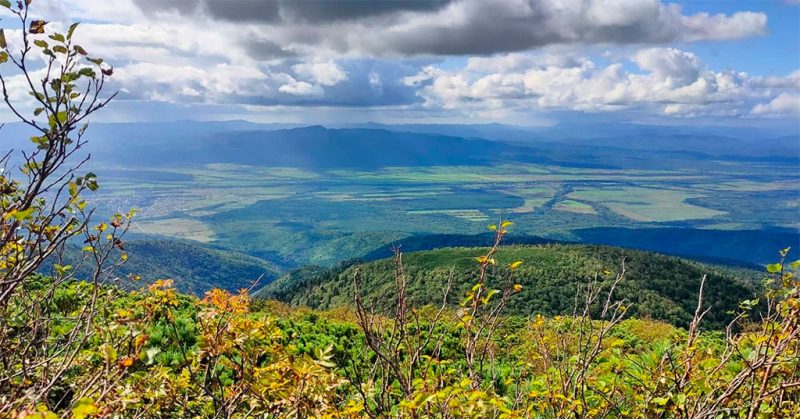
204 0 281 23
132 0 766 57
244 38 298 59
278 0 452 23
361 0 752 56
134 0 203 15
133 0 452 23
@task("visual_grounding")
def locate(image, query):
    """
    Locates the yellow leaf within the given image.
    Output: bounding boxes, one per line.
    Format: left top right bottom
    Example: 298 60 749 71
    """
513 284 523 292
72 398 97 419
509 260 523 270
118 357 134 368
501 220 513 228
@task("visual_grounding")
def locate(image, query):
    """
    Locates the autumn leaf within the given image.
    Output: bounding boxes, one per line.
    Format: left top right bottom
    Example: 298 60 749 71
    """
29 20 47 34
117 357 134 368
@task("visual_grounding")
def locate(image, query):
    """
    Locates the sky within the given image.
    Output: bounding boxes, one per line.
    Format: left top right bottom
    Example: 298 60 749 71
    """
0 0 799 127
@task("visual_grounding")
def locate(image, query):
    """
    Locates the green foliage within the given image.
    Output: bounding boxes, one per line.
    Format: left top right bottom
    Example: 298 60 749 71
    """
258 244 759 329
49 239 281 294
5 253 798 417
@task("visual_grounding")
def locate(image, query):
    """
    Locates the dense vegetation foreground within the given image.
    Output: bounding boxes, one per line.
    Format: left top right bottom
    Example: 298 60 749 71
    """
3 240 798 417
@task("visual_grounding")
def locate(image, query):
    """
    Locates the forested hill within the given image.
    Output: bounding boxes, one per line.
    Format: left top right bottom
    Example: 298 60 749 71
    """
256 244 761 329
52 240 281 295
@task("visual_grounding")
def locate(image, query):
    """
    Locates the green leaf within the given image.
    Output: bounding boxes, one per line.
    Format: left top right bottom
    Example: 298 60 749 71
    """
11 207 35 221
78 67 95 78
47 113 58 129
49 33 65 43
67 22 80 40
33 39 48 49
87 57 103 66
33 107 44 116
0 52 8 64
30 135 49 148
766 263 782 274
0 29 6 49
84 172 99 191
54 264 73 275
0 0 10 9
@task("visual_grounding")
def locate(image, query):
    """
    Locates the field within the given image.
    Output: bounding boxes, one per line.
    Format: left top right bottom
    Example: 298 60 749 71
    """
91 158 800 268
567 186 725 222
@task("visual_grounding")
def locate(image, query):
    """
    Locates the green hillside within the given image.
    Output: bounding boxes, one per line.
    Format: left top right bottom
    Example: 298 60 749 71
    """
257 244 760 328
52 240 281 295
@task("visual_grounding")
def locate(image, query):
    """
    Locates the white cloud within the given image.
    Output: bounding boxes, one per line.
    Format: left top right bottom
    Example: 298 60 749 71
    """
752 93 800 116
278 78 324 96
409 48 799 118
632 48 702 88
678 11 767 42
112 62 271 102
0 0 791 123
292 61 348 86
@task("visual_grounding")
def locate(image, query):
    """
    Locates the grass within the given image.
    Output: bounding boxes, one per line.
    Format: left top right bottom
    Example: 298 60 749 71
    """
501 186 557 213
555 200 597 215
134 218 215 243
568 187 726 222
407 209 489 222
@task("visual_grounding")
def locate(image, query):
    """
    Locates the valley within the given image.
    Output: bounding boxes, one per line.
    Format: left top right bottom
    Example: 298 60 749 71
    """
87 128 798 274
13 122 798 292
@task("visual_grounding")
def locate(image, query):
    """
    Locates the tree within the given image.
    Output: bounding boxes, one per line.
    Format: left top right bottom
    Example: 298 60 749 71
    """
0 1 131 412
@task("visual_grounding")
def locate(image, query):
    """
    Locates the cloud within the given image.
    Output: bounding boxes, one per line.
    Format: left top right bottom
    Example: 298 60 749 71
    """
3 0 789 123
292 61 348 86
632 48 702 88
111 62 272 103
370 2 765 56
278 78 324 96
752 93 800 116
129 0 767 57
407 48 799 118
133 0 453 23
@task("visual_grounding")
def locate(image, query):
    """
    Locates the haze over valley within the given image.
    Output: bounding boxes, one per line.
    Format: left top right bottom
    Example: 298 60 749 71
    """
36 120 798 289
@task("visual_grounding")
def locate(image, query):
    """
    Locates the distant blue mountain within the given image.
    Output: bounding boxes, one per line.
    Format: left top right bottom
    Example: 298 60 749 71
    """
1 121 797 169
